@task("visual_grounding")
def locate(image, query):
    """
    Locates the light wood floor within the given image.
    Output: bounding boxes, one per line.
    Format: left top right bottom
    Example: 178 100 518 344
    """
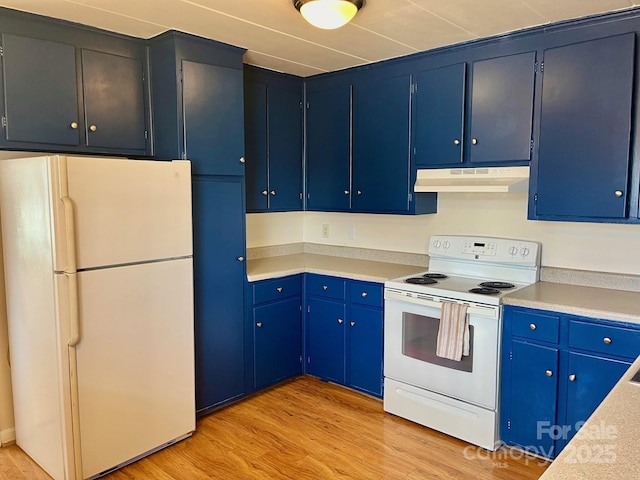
0 377 549 479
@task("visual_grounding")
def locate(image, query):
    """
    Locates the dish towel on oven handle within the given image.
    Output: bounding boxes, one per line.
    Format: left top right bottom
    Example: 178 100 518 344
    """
435 302 470 361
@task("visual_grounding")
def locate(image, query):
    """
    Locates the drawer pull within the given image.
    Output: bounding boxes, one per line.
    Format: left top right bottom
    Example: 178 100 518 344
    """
569 374 577 382
337 318 344 324
322 285 328 291
256 322 263 328
276 287 283 293
529 323 537 331
603 337 612 345
545 370 553 377
350 321 356 327
361 292 368 298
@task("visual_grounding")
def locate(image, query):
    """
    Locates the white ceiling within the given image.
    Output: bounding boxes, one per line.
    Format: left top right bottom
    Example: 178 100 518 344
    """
1 0 638 77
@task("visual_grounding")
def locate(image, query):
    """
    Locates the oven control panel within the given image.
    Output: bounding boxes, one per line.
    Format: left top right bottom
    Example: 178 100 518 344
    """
429 235 541 266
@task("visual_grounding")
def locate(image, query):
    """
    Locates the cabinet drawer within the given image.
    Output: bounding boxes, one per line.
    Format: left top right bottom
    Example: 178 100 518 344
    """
511 310 560 344
569 320 640 359
253 275 301 304
306 275 345 300
348 280 383 308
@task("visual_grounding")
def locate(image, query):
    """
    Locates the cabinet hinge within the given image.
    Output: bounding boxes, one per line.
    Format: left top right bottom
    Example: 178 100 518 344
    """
530 138 534 153
534 193 538 204
1 116 6 128
536 61 544 73
408 193 413 203
144 130 148 139
299 355 303 364
0 45 3 56
307 356 311 364
307 305 310 313
299 193 303 200
299 305 302 312
507 420 512 430
306 101 310 109
307 193 311 200
299 101 303 109
411 83 417 94
509 350 513 361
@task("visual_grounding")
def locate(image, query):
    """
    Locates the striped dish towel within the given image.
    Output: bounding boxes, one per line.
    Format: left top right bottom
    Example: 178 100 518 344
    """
435 302 470 361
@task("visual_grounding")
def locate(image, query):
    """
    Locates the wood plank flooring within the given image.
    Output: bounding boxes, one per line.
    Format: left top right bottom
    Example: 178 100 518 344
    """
0 377 549 479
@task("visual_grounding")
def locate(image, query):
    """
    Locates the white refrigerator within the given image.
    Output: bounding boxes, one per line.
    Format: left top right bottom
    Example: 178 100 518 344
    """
0 155 195 479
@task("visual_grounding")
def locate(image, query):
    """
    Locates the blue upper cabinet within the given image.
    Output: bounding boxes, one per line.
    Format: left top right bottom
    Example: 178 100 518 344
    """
414 63 466 167
531 33 635 221
0 29 150 155
306 83 352 211
244 66 303 212
149 31 245 174
468 51 536 164
352 73 413 213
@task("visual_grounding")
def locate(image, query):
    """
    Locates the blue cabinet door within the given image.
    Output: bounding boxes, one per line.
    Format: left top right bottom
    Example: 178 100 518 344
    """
81 49 147 152
244 80 268 211
534 34 634 219
347 305 383 397
1 33 80 146
268 84 303 211
563 352 630 445
183 60 245 176
352 74 411 213
254 297 302 390
506 339 559 458
192 177 247 413
306 297 346 383
469 52 536 164
306 85 351 211
414 63 466 167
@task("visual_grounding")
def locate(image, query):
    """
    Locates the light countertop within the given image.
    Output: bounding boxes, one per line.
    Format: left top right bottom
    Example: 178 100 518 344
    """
503 282 640 325
539 354 640 479
246 253 425 283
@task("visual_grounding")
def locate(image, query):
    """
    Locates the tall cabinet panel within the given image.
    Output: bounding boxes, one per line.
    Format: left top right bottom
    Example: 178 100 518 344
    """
243 80 268 211
533 34 635 220
352 74 412 213
306 84 352 211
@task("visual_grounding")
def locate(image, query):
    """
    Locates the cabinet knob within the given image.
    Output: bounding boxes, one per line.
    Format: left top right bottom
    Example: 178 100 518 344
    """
237 256 245 262
276 287 283 293
545 370 553 377
89 124 97 132
256 322 263 328
569 374 577 382
337 318 344 324
262 190 268 196
270 190 276 196
453 139 460 145
471 138 478 145
614 190 623 198
361 292 368 298
357 190 362 195
70 121 78 129
239 157 245 164
344 190 350 195
350 321 356 327
322 285 328 291
603 337 612 345
529 323 537 331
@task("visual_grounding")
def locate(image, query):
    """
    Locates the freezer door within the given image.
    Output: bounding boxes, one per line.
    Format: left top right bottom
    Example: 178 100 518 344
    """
74 258 195 478
51 156 192 271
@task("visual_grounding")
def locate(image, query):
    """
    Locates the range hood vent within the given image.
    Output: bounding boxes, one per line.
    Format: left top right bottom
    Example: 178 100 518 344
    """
414 166 530 193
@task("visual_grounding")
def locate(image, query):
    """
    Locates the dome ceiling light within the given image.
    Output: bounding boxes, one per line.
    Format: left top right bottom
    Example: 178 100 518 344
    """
293 0 365 30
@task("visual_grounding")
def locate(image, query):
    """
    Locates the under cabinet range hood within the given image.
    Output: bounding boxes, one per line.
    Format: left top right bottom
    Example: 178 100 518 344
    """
414 166 530 193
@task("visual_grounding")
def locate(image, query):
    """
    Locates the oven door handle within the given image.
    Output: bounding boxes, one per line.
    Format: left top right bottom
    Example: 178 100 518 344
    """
384 289 499 319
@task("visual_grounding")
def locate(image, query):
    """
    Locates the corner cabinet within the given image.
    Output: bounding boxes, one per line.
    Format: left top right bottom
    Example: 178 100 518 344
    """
0 29 149 155
501 305 640 458
530 33 635 222
305 274 384 397
250 275 303 390
244 66 303 212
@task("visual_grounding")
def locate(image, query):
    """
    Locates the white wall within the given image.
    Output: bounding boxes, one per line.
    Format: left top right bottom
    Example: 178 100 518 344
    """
247 192 640 275
0 225 15 444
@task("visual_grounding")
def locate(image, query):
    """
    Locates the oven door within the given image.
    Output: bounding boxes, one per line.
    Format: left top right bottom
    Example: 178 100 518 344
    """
384 290 501 410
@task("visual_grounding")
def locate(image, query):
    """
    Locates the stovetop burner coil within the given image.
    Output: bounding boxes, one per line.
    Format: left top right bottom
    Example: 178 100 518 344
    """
423 273 448 279
405 277 438 285
478 281 515 289
469 287 501 295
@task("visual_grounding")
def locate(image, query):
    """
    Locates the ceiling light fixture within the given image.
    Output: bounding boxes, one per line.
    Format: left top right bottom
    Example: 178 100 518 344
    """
293 0 364 30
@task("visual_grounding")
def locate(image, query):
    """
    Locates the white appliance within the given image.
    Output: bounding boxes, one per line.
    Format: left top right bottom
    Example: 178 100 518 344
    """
0 155 195 479
383 235 540 450
414 166 530 193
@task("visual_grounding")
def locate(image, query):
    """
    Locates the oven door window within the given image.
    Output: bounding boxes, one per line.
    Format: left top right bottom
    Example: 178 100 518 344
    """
402 312 473 373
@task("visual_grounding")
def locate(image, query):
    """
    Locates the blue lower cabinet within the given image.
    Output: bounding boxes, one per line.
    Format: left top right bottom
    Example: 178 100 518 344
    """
305 275 384 397
501 305 640 458
192 176 247 414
